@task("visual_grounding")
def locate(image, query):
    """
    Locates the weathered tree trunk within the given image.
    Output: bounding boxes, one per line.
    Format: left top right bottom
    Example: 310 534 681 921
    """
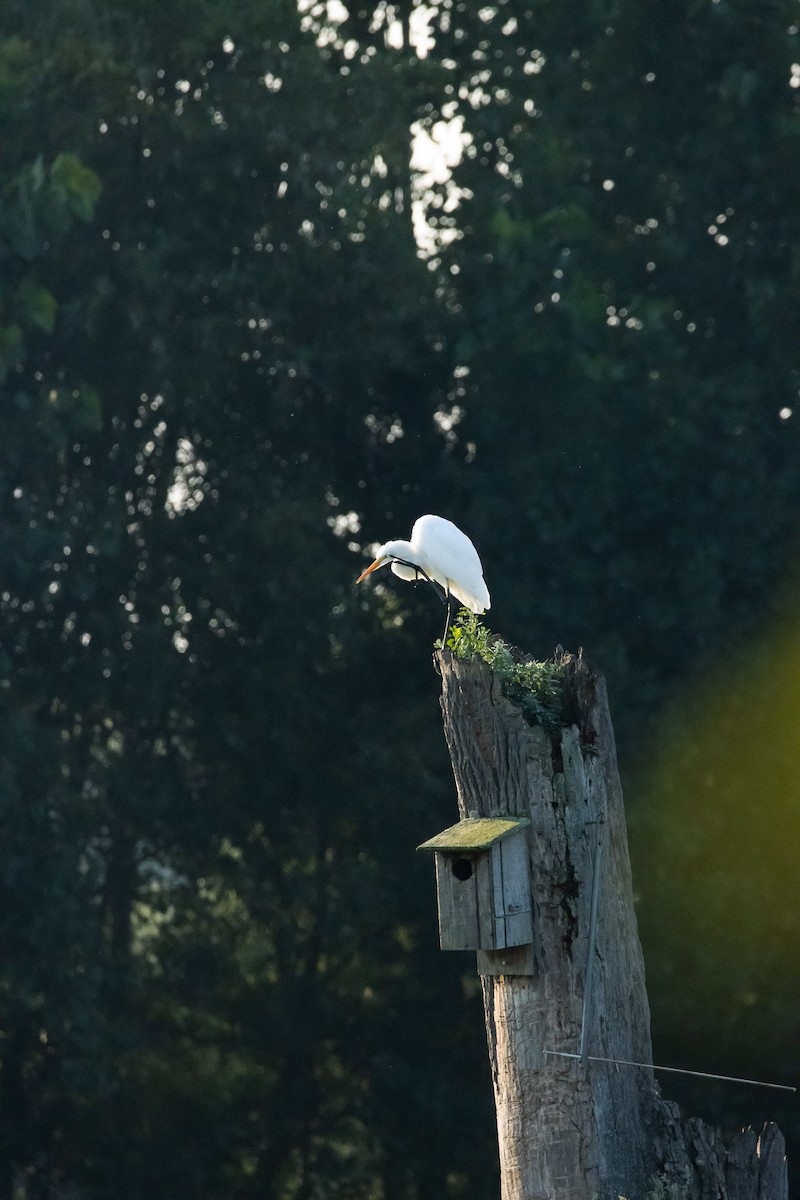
437 650 787 1200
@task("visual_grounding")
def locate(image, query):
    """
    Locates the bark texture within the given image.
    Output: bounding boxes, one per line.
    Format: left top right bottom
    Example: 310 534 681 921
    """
437 650 787 1200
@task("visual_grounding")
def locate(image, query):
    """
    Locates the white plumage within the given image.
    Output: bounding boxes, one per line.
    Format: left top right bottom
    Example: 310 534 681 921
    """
355 514 490 613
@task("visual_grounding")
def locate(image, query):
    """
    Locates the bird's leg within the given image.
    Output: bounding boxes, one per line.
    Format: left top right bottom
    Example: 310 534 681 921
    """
393 558 447 605
442 588 452 645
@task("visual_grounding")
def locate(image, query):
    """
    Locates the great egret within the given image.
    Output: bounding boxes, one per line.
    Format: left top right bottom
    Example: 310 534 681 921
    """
355 514 490 639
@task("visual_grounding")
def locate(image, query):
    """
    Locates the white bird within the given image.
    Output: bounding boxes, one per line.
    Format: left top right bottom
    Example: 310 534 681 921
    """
355 515 490 636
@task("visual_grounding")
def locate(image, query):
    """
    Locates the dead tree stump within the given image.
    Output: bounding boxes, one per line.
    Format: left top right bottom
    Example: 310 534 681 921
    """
436 649 787 1200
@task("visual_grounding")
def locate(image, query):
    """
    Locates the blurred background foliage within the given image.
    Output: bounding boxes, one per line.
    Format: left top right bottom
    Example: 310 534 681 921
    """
0 0 798 1196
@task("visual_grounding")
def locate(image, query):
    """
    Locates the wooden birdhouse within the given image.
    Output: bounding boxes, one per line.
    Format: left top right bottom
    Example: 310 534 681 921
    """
417 817 534 976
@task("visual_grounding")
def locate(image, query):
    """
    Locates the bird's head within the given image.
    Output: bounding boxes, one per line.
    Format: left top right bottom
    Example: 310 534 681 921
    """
355 540 410 583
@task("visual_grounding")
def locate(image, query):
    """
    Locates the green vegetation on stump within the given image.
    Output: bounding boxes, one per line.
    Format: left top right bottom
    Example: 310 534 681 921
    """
443 609 567 731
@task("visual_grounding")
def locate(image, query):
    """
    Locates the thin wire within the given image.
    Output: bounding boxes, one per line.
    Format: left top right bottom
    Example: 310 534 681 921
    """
579 821 604 1066
544 1050 797 1093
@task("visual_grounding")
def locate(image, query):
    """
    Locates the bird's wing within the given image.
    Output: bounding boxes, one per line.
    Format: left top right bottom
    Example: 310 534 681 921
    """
411 515 490 612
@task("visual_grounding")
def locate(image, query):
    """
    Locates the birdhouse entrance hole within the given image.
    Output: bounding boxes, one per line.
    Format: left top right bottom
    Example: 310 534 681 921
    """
452 857 474 881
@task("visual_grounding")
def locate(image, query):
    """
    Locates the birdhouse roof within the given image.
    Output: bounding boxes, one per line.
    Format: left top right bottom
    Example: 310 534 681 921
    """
417 816 529 853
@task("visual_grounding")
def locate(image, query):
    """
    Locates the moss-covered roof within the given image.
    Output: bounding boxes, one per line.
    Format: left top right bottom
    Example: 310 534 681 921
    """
417 816 529 853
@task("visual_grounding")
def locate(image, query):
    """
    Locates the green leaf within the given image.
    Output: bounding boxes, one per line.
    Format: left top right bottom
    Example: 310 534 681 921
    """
73 386 103 431
0 322 23 379
50 152 102 221
17 280 58 332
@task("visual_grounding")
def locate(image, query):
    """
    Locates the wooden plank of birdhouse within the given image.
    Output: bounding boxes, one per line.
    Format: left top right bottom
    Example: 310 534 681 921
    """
490 842 508 949
488 833 531 949
475 853 497 949
434 853 480 950
418 816 530 853
476 943 536 977
498 833 533 948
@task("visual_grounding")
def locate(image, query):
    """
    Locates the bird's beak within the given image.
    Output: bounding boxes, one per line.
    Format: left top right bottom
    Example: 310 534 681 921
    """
355 557 384 584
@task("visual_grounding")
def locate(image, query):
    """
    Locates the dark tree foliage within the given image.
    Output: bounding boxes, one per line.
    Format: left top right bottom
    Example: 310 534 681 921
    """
0 1 798 1197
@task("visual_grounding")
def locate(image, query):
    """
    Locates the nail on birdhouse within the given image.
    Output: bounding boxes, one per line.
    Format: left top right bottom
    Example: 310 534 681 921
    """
417 817 533 974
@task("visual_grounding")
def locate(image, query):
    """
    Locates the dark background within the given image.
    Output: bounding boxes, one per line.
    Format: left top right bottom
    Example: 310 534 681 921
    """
1 1 798 1196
